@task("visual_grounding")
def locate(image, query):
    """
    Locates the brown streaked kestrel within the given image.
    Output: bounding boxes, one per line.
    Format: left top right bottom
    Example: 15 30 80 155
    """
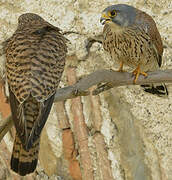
4 13 68 176
100 4 168 96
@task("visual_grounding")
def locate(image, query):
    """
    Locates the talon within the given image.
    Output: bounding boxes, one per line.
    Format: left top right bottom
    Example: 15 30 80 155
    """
132 65 147 84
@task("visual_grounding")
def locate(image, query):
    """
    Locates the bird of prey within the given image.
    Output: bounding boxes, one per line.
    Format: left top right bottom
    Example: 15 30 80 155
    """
4 13 68 176
100 4 168 96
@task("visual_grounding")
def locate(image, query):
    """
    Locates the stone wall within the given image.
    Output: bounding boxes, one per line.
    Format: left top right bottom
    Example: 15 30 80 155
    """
0 0 172 179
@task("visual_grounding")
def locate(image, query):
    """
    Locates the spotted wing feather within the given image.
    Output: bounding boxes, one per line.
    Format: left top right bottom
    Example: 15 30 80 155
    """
134 9 163 67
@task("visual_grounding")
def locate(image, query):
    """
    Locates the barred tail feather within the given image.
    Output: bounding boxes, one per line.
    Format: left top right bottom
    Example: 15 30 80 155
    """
11 135 40 176
141 83 168 97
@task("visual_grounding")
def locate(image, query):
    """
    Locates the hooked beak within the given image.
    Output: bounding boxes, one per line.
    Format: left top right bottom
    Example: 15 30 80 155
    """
100 13 111 25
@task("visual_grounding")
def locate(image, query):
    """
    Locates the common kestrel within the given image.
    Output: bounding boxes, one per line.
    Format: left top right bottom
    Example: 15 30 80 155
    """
4 13 68 176
100 4 168 96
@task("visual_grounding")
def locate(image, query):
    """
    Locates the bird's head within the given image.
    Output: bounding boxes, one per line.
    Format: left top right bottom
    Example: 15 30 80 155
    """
100 4 136 27
18 13 46 29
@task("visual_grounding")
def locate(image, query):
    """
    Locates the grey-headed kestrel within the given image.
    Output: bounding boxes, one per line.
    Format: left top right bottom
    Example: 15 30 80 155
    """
100 4 168 96
4 13 68 176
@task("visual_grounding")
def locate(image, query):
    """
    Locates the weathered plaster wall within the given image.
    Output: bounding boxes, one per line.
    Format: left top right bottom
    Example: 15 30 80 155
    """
0 0 171 179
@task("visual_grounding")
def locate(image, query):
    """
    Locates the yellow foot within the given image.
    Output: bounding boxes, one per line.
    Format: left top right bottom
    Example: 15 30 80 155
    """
118 62 124 72
132 66 147 84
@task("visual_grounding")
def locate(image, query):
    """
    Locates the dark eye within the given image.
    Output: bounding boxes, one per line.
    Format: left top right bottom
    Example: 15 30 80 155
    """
110 10 116 17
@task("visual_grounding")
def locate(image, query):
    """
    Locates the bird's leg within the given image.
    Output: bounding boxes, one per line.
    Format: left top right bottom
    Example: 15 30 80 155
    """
132 65 147 84
118 61 123 72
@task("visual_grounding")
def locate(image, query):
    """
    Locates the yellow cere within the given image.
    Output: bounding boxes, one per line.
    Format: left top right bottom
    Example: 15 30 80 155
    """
101 13 110 19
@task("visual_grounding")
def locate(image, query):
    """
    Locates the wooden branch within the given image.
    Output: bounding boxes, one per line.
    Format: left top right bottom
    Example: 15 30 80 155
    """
54 69 172 101
1 69 172 142
0 115 13 142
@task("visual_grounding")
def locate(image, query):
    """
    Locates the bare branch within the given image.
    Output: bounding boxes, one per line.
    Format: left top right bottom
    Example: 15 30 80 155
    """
55 69 172 101
0 115 13 142
1 69 172 142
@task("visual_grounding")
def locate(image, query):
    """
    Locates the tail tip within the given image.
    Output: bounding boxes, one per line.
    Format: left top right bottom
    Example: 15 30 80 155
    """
141 84 168 97
11 156 38 176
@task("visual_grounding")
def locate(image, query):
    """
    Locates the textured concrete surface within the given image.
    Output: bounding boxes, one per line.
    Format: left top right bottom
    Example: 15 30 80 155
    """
0 0 172 179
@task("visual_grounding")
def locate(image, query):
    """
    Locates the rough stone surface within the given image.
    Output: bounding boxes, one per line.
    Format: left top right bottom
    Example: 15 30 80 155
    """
0 0 172 179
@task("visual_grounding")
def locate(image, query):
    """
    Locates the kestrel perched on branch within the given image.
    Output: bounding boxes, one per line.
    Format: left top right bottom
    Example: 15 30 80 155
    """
100 4 168 96
4 13 68 176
